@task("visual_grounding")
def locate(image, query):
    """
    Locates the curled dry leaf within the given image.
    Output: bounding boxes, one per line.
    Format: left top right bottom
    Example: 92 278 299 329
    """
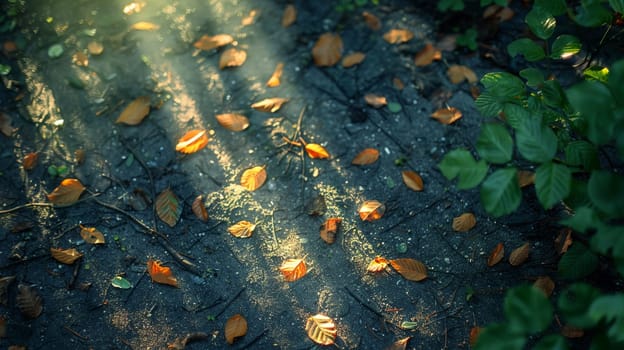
192 195 208 222
282 4 297 27
147 259 179 287
517 170 535 188
228 220 256 238
359 200 385 221
452 213 476 232
175 129 209 154
131 21 160 31
266 62 284 87
219 48 247 69
401 170 424 191
414 43 442 67
509 242 530 266
0 112 15 137
47 178 86 207
167 333 209 350
0 276 15 306
305 143 330 159
342 52 366 68
23 152 38 170
116 96 150 125
305 314 337 346
390 258 428 281
469 327 482 347
362 11 381 30
352 148 379 165
487 242 504 267
156 188 183 227
225 314 248 344
240 166 267 191
533 276 555 297
387 336 411 350
50 247 83 264
87 41 103 55
431 107 462 125
383 29 414 44
279 258 307 282
320 217 341 244
79 225 106 244
16 284 42 319
367 256 389 273
215 113 249 131
447 65 478 84
312 33 343 67
364 93 387 108
193 34 233 51
555 228 573 255
251 97 289 113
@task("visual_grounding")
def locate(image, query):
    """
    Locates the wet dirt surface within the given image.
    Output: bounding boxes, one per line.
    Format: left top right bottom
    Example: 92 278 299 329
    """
0 1 559 349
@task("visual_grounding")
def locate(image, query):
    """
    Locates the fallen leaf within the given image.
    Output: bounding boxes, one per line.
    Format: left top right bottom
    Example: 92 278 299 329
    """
305 314 336 346
390 258 428 281
147 259 179 287
87 41 103 55
266 62 284 87
561 324 584 338
225 314 248 344
193 34 234 51
16 284 42 319
509 242 530 266
483 5 514 22
0 112 15 137
469 327 482 347
352 148 379 165
401 170 424 191
74 149 85 165
487 242 504 267
359 200 385 221
320 218 341 244
131 21 160 31
241 9 257 26
0 276 15 306
367 256 389 273
447 65 478 84
280 258 307 282
79 225 106 244
386 336 411 350
111 276 132 289
312 33 343 67
393 77 405 90
175 129 209 154
240 166 267 191
383 29 414 44
47 178 86 207
431 107 462 125
452 213 476 232
167 333 209 350
437 34 458 52
23 152 38 170
50 247 83 264
305 143 330 159
228 220 256 238
116 96 150 125
192 195 208 222
533 276 555 297
517 170 535 188
72 51 88 66
364 93 387 108
219 48 247 69
554 228 573 255
414 43 442 67
282 4 297 27
342 52 366 68
216 113 249 131
362 11 381 30
251 97 289 112
156 188 182 227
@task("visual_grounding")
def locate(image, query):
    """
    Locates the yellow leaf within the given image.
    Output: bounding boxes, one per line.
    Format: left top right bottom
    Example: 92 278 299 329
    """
452 213 476 232
305 314 337 345
401 170 424 191
225 314 248 344
282 4 297 27
305 143 330 159
228 221 256 238
389 258 428 281
487 243 505 267
193 34 234 51
219 48 247 69
352 148 379 165
431 107 462 125
79 225 106 244
414 43 442 67
312 33 343 67
116 96 151 125
215 113 249 132
50 247 83 265
130 21 160 31
147 259 178 287
240 166 267 191
359 200 385 221
447 65 478 84
367 256 389 273
47 178 85 207
279 258 307 282
342 52 366 68
364 93 387 108
509 242 530 266
251 97 289 113
383 29 414 44
175 129 209 154
192 195 208 222
266 62 284 87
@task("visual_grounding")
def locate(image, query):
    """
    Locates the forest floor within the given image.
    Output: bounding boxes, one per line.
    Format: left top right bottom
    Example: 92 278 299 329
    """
0 1 563 349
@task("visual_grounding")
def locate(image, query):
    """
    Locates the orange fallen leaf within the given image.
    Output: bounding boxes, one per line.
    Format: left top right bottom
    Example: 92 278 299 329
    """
282 4 297 27
219 48 247 69
387 337 411 350
447 65 478 84
79 225 106 244
175 129 209 154
517 170 535 188
469 327 482 347
241 9 257 26
390 258 428 281
192 195 208 222
533 276 555 297
87 41 104 55
23 152 38 170
414 43 442 67
147 259 178 287
393 77 405 90
364 93 387 108
131 21 160 31
215 113 249 131
352 148 379 165
383 29 414 44
251 97 289 112
362 11 381 31
342 52 366 68
116 96 151 125
509 242 530 266
555 228 573 255
193 34 234 51
228 220 256 238
240 166 267 191
401 170 424 191
47 178 86 207
266 62 284 87
359 200 385 221
312 33 343 67
305 314 336 345
225 314 247 344
305 143 330 159
320 217 341 244
367 256 389 273
487 242 505 267
280 258 307 282
452 213 476 232
50 247 83 264
431 107 462 125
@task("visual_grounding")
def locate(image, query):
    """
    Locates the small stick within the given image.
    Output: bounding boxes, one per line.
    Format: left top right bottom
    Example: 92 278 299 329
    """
63 325 89 341
215 287 246 319
344 286 383 318
0 202 53 214
68 258 81 290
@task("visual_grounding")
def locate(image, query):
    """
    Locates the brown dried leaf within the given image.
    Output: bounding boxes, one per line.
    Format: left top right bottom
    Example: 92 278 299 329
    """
155 188 182 227
401 170 424 191
225 314 248 344
251 97 289 112
359 200 385 221
193 34 234 51
385 336 411 350
72 51 88 67
50 247 83 265
320 217 341 244
509 242 530 266
116 96 150 125
79 225 106 244
87 41 103 55
362 11 381 31
192 195 208 222
447 65 478 84
282 4 297 28
352 148 379 165
131 21 160 31
437 34 458 51
483 5 514 22
383 29 414 44
342 52 366 68
280 258 307 282
497 7 515 22
390 258 428 281
175 129 209 154
16 284 42 319
241 9 257 26
305 314 337 346
312 33 343 67
228 221 256 238
414 43 441 67
47 178 86 207
23 152 38 170
367 256 389 273
266 62 284 87
393 77 405 90
533 276 555 297
305 143 330 159
219 48 247 69
74 149 85 165
147 259 179 287
216 113 249 131
555 228 573 255
431 107 462 125
0 112 15 137
0 276 15 306
561 324 584 338
167 333 209 350
469 327 482 347
452 213 476 232
240 166 267 191
517 170 535 188
364 93 387 108
487 242 504 267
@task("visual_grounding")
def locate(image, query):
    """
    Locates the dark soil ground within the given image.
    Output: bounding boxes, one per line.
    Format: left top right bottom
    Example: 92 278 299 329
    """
1 1 563 349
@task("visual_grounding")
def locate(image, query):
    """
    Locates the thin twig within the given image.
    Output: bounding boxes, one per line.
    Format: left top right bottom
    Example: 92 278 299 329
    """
215 287 246 319
0 202 53 214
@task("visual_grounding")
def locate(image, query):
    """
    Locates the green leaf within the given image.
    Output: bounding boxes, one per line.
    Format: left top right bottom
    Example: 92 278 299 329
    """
438 149 488 189
541 79 567 108
574 2 613 27
608 59 624 105
535 161 571 209
525 8 556 40
564 178 591 209
476 123 513 164
0 64 10 76
437 0 464 11
565 140 599 170
588 170 624 217
456 28 478 51
583 66 610 83
111 276 133 289
611 0 624 13
520 68 544 88
480 168 521 217
476 73 526 117
551 35 582 59
558 283 601 328
560 206 600 234
503 103 530 129
590 224 624 256
534 334 569 350
535 0 567 16
589 294 624 342
474 323 525 350
504 285 553 334
558 243 599 279
475 91 505 117
387 102 402 113
508 39 546 61
516 116 557 163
